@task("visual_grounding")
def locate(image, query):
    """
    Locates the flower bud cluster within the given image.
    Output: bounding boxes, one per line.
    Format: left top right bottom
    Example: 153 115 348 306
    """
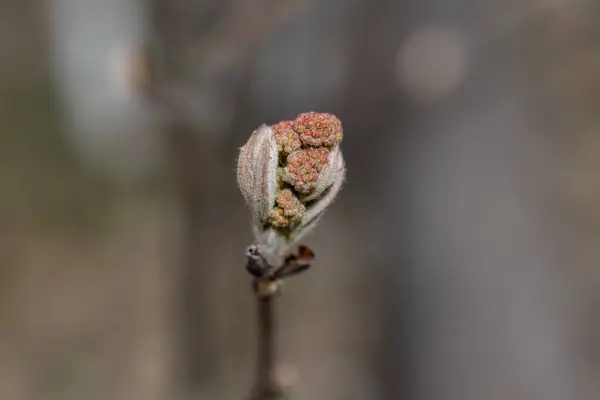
237 111 345 267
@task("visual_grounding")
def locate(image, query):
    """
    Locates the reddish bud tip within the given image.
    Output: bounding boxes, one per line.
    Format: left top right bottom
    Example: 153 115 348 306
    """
293 112 343 147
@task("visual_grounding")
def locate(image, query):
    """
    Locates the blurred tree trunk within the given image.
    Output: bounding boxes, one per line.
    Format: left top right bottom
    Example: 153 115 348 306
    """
350 1 591 399
148 1 241 396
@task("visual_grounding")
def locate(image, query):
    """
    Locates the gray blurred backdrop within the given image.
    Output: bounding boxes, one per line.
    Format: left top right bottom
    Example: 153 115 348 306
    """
1 0 600 399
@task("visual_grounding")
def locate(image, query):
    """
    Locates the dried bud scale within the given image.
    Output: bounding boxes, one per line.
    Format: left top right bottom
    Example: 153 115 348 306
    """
237 112 346 268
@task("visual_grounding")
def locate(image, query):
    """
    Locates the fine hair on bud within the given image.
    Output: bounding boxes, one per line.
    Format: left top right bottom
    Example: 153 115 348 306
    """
237 112 346 268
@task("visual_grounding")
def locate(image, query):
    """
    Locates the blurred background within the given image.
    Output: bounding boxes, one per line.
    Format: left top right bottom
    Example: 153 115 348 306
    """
1 0 600 399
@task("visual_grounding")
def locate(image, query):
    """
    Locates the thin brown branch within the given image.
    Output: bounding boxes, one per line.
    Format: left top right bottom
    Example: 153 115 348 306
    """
248 280 284 400
244 244 315 400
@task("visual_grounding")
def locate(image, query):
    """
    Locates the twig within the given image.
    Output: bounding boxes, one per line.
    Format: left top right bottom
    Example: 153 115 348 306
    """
245 245 315 400
248 278 284 400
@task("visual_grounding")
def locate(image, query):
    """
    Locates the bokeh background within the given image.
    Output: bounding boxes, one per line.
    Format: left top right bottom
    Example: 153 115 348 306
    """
1 0 600 399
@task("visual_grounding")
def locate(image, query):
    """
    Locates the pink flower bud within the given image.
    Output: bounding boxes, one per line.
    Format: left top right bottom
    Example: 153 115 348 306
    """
293 112 343 147
301 145 345 202
272 120 301 154
268 188 306 227
268 208 288 228
283 147 330 194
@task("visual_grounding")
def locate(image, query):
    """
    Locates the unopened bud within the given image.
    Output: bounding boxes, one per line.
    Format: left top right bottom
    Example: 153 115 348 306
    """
273 121 301 154
283 147 330 194
293 112 343 147
301 145 345 202
237 113 346 268
268 189 306 227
